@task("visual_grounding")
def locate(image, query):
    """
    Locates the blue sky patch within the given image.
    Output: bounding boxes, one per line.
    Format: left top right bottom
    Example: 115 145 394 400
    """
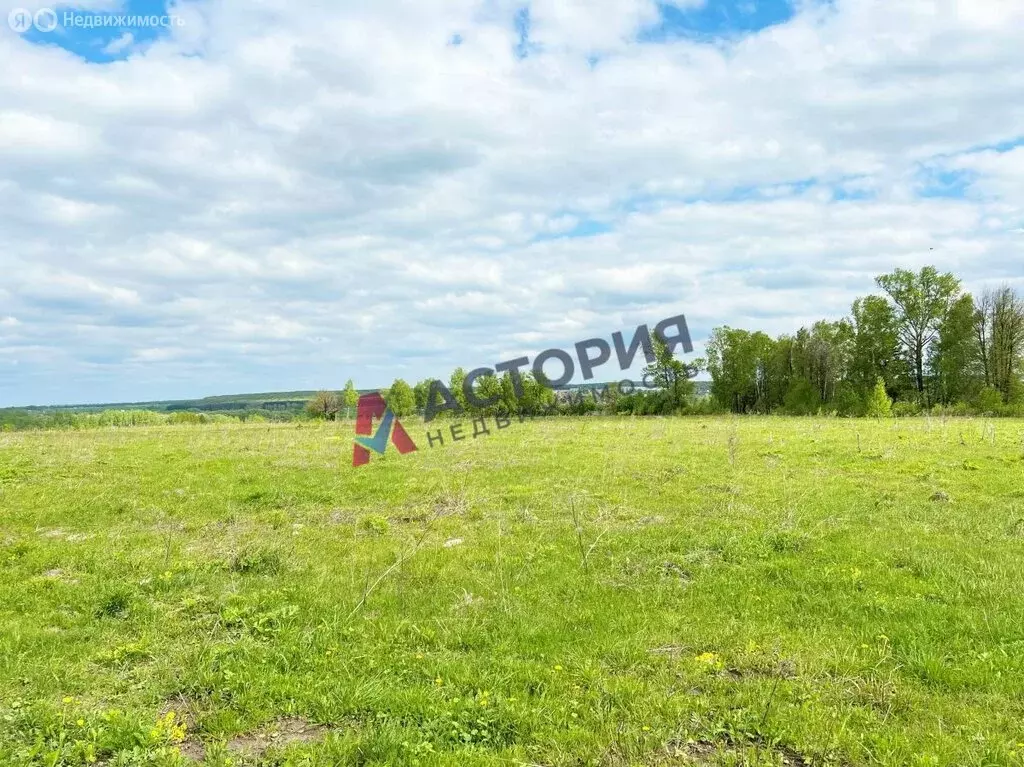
916 168 976 199
532 217 613 243
10 0 177 63
641 0 797 42
614 176 820 214
831 187 875 202
513 6 535 59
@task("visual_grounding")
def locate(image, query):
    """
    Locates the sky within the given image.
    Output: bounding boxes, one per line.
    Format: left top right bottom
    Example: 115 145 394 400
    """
1 0 1022 407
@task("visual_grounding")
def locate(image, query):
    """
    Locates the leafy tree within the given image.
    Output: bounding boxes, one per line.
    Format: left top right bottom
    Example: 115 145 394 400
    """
471 373 503 416
930 294 980 404
864 377 893 418
449 367 468 413
832 381 864 416
706 327 775 413
306 390 340 420
387 379 416 417
975 286 1024 403
804 320 855 403
413 379 432 410
520 371 556 414
763 335 798 411
599 381 621 414
875 266 961 399
975 386 1004 414
783 377 821 415
341 380 359 417
850 295 902 395
643 335 701 412
496 371 541 416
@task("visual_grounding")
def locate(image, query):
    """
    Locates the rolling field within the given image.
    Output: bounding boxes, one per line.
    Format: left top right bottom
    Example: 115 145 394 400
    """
2 417 1024 766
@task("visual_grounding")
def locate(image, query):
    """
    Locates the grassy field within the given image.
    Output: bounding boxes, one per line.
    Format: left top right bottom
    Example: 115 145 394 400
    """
2 417 1024 766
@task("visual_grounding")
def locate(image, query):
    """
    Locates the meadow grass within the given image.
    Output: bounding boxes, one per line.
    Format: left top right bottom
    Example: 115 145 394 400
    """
1 416 1024 766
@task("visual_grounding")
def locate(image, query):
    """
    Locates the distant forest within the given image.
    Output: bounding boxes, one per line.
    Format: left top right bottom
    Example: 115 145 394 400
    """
3 265 1022 431
698 266 1023 417
0 392 319 431
314 265 1024 421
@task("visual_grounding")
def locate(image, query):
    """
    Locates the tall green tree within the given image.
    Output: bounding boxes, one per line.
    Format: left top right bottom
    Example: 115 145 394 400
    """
850 295 902 396
875 266 961 399
930 293 980 404
449 367 468 412
706 327 775 413
975 286 1024 403
805 320 854 403
341 379 359 416
764 334 796 410
472 373 503 416
497 372 520 416
412 379 432 411
643 335 701 412
387 379 416 417
520 371 556 414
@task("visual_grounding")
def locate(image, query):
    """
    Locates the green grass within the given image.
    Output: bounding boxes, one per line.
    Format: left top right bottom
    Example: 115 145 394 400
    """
2 416 1024 766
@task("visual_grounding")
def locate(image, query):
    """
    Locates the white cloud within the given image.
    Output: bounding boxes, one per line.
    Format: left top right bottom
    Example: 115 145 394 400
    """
132 346 186 362
0 112 98 155
102 32 134 55
226 316 307 340
0 0 1022 405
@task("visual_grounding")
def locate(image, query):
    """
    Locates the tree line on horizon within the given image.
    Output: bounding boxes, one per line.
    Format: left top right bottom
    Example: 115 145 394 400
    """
704 266 1024 417
307 265 1024 420
7 263 1017 432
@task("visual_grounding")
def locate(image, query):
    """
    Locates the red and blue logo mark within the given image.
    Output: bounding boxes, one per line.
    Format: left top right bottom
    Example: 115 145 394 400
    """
352 392 417 467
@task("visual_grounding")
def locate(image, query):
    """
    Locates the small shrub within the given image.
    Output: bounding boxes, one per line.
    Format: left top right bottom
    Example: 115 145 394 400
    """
948 401 971 417
358 514 390 535
833 383 864 417
683 397 728 416
783 378 821 415
864 378 893 418
892 400 922 418
96 588 133 618
263 509 290 529
168 411 207 425
975 386 1003 415
231 547 285 575
766 531 808 553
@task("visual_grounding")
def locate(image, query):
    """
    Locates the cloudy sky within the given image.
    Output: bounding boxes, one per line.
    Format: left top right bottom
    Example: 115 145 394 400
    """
1 0 1022 406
